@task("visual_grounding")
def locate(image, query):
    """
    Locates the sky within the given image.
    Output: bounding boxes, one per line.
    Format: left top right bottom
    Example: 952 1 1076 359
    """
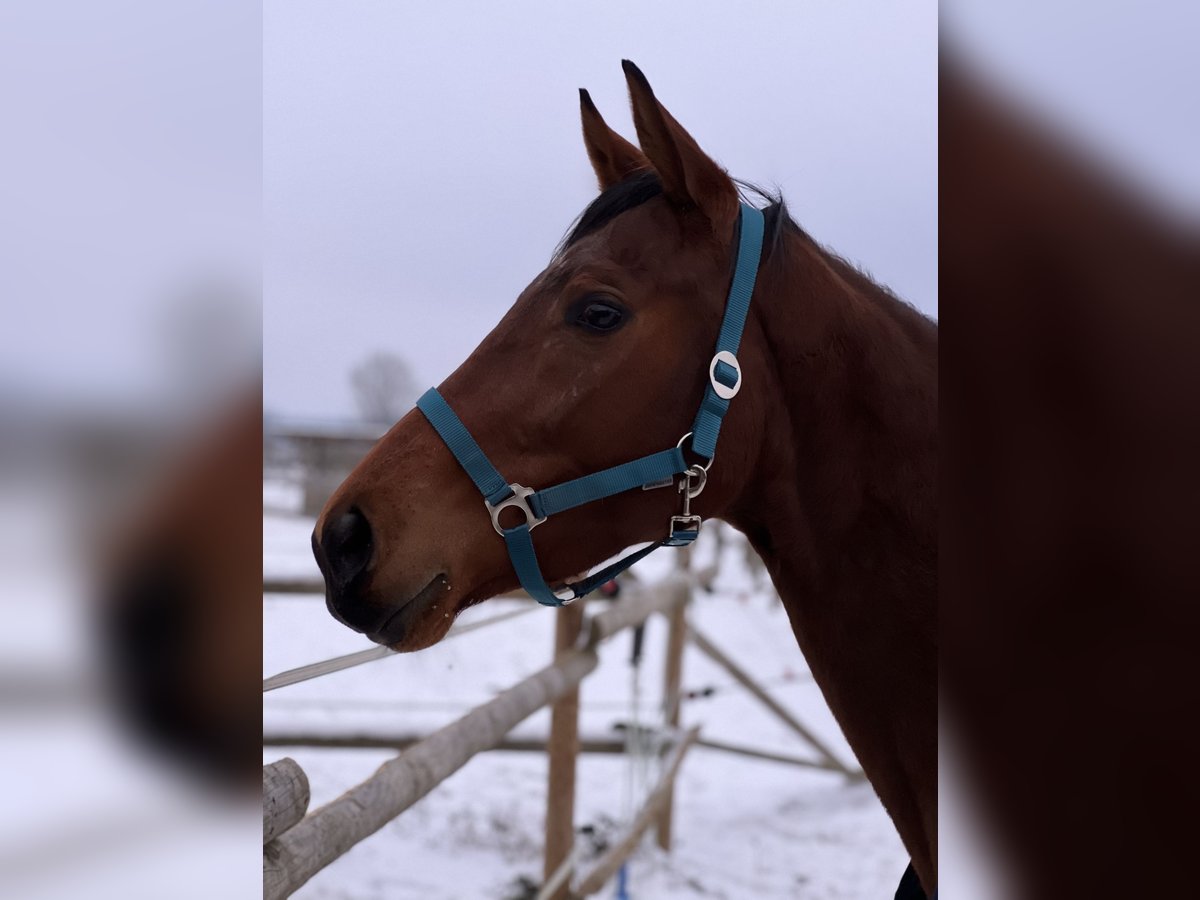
263 1 939 421
1 1 260 416
4 3 1193 424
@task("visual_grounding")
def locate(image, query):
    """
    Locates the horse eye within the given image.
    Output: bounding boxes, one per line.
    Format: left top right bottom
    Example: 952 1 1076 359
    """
574 300 626 333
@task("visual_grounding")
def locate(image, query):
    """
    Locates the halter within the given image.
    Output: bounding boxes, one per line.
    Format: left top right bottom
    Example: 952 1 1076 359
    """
416 202 764 606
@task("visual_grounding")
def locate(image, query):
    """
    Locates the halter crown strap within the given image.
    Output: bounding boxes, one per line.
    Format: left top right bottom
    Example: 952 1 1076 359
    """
417 202 765 606
690 203 764 459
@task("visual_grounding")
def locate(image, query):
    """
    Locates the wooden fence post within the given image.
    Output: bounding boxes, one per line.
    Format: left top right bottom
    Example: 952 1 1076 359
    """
263 758 310 845
543 600 586 899
655 578 689 851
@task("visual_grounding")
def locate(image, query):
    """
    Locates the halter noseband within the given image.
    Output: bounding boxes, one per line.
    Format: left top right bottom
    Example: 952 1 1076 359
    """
416 202 764 606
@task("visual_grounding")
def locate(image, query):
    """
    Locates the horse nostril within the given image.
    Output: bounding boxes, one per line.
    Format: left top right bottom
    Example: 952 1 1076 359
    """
320 507 374 590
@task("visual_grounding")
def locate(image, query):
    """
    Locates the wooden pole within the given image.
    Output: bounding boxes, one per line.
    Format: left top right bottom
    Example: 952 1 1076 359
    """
687 624 856 776
572 727 700 896
262 732 629 753
261 732 852 774
655 578 689 850
543 601 585 900
263 758 310 845
696 737 857 773
263 606 539 692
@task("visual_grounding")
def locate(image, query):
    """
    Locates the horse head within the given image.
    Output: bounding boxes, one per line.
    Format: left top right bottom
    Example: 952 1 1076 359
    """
314 62 773 650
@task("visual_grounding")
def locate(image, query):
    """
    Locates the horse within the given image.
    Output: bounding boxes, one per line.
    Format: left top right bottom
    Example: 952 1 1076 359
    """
314 61 937 895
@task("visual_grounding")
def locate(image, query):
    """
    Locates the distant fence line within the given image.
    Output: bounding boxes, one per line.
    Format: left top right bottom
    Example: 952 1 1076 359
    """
263 424 382 516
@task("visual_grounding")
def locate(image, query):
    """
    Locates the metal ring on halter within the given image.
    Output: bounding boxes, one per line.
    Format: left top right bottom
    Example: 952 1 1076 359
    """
485 483 547 536
676 432 715 472
709 350 742 400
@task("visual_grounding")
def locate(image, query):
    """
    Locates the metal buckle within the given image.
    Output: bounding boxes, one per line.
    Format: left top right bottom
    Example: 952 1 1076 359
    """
709 350 742 400
681 465 707 499
666 466 705 545
486 483 546 535
668 514 702 544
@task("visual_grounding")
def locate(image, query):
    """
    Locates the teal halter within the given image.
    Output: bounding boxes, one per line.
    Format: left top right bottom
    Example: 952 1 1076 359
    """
417 202 764 606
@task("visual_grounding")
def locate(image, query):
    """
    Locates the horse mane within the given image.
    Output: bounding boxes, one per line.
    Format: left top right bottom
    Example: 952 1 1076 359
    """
559 171 789 258
560 170 663 250
558 171 931 336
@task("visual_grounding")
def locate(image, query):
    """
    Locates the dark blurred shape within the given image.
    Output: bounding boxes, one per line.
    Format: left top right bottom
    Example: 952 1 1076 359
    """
941 55 1200 898
100 392 263 790
1 0 259 893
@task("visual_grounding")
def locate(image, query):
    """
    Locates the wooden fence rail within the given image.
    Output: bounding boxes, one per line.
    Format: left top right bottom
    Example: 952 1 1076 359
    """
262 730 847 773
264 648 598 899
262 731 631 754
688 623 856 777
264 575 690 900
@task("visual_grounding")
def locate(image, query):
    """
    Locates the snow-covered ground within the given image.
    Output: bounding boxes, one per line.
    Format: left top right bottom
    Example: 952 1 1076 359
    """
264 483 907 898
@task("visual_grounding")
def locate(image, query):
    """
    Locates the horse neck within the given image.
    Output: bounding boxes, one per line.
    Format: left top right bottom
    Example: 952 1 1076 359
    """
727 224 939 888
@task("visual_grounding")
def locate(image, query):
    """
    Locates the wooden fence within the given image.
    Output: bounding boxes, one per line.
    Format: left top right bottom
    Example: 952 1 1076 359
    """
263 533 858 898
264 575 695 899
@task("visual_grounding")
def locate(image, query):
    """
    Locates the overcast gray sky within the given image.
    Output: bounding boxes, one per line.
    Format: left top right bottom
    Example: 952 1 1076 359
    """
264 1 938 421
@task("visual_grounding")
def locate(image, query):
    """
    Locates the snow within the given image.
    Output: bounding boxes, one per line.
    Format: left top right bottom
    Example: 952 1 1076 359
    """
263 492 908 898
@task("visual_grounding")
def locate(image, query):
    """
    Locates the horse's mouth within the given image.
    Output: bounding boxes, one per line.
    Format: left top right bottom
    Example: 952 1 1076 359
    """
367 573 451 647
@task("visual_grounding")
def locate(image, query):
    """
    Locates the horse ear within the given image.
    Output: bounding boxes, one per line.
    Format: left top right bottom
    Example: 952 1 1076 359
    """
579 88 650 191
621 60 739 232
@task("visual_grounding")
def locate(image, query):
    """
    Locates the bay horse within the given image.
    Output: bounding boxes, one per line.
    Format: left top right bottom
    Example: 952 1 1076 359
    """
315 62 937 895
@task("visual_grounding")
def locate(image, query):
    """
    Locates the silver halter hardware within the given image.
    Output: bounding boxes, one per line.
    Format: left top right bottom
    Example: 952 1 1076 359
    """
485 484 547 536
676 431 715 472
709 350 743 400
668 464 707 542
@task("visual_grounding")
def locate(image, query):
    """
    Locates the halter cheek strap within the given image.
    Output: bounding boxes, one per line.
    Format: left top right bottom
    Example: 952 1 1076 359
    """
418 202 765 606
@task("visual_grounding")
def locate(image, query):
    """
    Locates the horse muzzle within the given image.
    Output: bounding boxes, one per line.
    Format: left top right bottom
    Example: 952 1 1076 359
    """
313 507 378 629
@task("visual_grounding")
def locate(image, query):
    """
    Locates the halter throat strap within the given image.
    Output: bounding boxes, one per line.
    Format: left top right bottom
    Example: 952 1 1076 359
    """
418 202 764 606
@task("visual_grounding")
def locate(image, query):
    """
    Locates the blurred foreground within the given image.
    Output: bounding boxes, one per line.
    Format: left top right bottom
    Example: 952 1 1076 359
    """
0 2 261 896
941 3 1199 897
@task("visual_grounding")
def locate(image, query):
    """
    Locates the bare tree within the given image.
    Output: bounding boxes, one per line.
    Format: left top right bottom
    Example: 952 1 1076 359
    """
349 351 417 425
